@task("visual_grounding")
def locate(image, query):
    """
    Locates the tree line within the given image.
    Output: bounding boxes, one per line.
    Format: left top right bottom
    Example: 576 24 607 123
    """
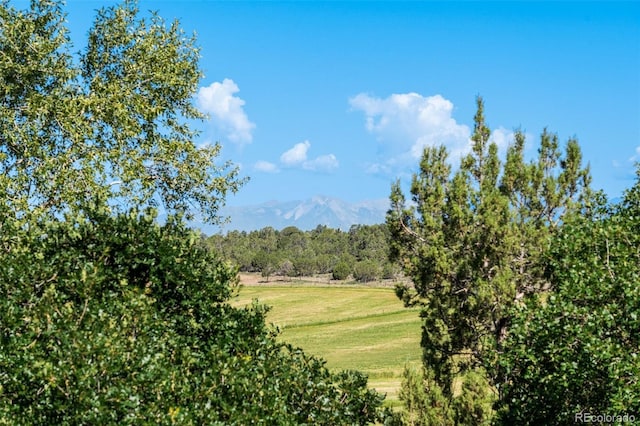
204 224 401 283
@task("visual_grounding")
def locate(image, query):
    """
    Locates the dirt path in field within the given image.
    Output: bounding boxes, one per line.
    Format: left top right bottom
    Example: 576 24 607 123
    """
238 272 404 288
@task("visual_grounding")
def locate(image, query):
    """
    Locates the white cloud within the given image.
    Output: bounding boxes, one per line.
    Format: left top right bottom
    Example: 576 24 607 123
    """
280 141 310 166
350 92 473 173
254 160 279 173
279 141 338 172
350 92 534 176
491 127 515 152
197 79 255 145
492 127 538 157
629 146 640 162
351 92 471 156
364 162 391 175
303 154 339 172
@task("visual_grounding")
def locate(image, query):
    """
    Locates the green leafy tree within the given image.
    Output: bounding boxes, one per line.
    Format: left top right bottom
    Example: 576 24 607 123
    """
213 230 254 271
0 0 244 223
248 227 280 274
398 365 453 426
492 174 640 424
293 250 317 277
0 2 387 424
0 208 386 424
315 253 336 275
253 251 280 282
278 226 308 254
348 224 390 263
381 262 401 280
387 97 591 422
310 225 348 257
332 260 352 281
278 258 294 279
352 260 381 283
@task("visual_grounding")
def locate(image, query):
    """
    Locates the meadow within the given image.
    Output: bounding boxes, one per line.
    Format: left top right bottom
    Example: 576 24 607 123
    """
231 274 423 405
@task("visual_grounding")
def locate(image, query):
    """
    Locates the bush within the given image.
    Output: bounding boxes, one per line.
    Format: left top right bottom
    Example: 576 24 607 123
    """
292 251 317 277
381 262 401 280
0 208 385 424
278 259 294 277
332 260 351 281
352 260 381 283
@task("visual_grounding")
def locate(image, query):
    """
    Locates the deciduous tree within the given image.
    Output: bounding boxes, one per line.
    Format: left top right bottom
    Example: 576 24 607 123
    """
0 207 385 424
0 2 387 423
0 0 244 223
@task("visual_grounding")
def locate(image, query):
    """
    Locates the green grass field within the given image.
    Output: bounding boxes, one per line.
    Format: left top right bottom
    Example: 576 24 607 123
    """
231 277 423 405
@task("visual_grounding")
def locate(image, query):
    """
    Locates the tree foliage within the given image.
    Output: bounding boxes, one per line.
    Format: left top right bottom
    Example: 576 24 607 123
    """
206 223 393 283
387 97 591 422
0 2 387 423
352 260 381 283
0 0 244 223
332 260 352 281
398 365 453 426
492 173 640 424
0 207 385 424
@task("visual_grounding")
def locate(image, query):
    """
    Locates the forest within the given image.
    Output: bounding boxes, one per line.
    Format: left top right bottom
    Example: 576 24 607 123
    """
204 224 400 283
0 1 637 425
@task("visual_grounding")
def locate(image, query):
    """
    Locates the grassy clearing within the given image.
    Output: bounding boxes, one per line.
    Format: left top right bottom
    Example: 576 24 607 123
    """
231 276 422 405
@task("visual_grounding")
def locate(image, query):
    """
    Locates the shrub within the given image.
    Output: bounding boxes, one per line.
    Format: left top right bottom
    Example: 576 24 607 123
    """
332 260 351 281
352 260 381 283
381 262 401 280
292 251 317 277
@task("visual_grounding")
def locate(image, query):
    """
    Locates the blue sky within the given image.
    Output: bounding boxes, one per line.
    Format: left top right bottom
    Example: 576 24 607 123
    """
59 1 640 205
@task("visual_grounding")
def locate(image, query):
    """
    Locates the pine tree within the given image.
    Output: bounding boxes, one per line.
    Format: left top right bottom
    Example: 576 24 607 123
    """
387 97 591 423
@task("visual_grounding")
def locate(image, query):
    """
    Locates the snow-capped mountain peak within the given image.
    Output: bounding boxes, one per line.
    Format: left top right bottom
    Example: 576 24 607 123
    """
215 196 389 232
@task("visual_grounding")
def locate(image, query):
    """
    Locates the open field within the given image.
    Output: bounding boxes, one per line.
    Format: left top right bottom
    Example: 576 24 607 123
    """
231 273 422 405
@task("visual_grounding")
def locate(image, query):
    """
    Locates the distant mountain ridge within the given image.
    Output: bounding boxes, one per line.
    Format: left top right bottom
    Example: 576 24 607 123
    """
205 194 626 234
216 196 390 232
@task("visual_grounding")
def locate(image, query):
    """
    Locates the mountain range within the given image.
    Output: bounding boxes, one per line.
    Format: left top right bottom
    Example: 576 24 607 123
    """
197 193 624 235
213 196 390 233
